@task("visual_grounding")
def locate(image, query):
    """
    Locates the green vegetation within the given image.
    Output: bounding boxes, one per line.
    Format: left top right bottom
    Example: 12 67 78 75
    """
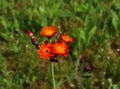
0 0 120 89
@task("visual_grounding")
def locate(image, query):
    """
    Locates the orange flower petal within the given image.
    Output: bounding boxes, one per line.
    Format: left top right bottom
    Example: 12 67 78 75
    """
60 34 74 43
37 42 55 60
40 26 57 37
53 41 69 57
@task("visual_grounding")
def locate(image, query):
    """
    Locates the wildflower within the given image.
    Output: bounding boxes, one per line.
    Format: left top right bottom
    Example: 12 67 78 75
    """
60 34 74 43
40 26 57 37
54 41 69 57
37 42 55 60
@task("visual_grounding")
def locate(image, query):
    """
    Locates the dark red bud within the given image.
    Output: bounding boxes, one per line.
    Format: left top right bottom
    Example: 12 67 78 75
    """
31 38 38 44
45 40 49 44
50 56 58 62
86 65 92 71
26 30 33 37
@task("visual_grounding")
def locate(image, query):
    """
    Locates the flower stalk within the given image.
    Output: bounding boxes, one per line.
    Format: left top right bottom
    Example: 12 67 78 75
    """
51 62 56 89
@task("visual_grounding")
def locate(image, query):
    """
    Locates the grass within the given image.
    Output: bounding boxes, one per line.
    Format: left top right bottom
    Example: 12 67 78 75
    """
0 0 120 89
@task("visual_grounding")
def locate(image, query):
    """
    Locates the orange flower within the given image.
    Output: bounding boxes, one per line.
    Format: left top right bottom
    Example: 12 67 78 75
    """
37 42 54 60
40 26 57 37
54 41 69 57
60 34 74 43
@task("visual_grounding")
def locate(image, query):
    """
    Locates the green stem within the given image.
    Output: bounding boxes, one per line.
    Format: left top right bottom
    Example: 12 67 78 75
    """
51 62 56 89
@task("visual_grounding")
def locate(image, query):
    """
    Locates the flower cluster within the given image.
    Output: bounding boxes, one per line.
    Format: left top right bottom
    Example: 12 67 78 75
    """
26 26 74 62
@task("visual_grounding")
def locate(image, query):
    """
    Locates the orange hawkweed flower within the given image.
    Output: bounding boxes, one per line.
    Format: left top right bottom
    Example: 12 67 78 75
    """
60 34 74 43
54 41 69 57
37 42 55 60
40 26 57 37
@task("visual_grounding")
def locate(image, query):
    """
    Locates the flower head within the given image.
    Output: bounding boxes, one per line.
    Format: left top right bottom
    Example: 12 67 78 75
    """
37 42 54 60
60 34 74 43
40 26 57 37
54 41 69 57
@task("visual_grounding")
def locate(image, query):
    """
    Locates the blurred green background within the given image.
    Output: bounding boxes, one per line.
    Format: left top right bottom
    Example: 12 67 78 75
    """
0 0 120 89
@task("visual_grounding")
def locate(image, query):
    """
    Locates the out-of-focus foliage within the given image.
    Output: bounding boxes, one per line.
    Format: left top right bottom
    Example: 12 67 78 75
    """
0 0 120 89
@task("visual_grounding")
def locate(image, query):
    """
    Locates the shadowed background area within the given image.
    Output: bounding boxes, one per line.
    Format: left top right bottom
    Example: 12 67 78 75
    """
0 0 120 89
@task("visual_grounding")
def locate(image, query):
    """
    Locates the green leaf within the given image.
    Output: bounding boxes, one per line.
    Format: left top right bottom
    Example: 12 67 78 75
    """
80 29 86 43
111 10 119 32
87 26 97 46
113 84 119 89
